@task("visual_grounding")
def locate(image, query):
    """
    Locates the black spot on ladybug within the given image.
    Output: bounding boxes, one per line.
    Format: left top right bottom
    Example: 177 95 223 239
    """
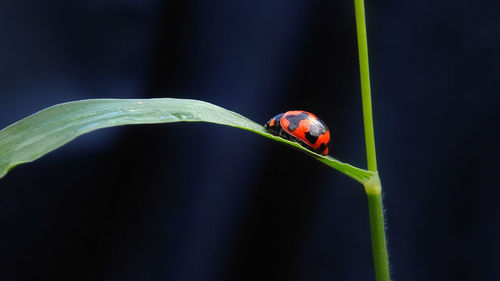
305 131 319 144
285 112 309 131
317 143 327 153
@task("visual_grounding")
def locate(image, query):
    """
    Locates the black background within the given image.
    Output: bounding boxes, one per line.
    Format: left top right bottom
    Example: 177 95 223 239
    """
1 0 499 280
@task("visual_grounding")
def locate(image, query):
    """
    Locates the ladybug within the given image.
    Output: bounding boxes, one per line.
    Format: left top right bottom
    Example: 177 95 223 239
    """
265 110 331 155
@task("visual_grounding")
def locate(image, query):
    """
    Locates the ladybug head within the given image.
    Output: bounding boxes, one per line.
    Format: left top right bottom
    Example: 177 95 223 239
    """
264 113 284 135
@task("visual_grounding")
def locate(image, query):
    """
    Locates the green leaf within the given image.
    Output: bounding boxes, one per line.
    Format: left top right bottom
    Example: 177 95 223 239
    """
0 98 374 183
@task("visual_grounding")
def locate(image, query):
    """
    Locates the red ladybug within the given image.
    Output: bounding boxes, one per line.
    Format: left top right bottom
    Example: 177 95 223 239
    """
265 110 331 155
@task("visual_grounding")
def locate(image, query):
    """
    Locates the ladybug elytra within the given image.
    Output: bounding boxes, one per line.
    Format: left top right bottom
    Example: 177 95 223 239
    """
265 110 331 155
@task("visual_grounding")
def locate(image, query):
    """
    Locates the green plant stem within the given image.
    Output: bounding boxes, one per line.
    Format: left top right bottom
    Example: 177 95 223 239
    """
365 175 390 281
354 0 390 280
354 0 377 172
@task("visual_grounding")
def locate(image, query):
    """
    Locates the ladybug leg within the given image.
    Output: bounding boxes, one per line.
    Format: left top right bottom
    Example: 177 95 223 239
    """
278 128 295 141
296 139 312 151
265 125 280 136
293 138 323 155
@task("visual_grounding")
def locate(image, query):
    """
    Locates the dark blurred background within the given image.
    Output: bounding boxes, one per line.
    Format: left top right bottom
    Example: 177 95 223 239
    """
1 0 499 280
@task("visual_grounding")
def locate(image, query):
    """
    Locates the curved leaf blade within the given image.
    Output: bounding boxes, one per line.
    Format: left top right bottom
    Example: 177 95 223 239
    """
0 98 373 182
